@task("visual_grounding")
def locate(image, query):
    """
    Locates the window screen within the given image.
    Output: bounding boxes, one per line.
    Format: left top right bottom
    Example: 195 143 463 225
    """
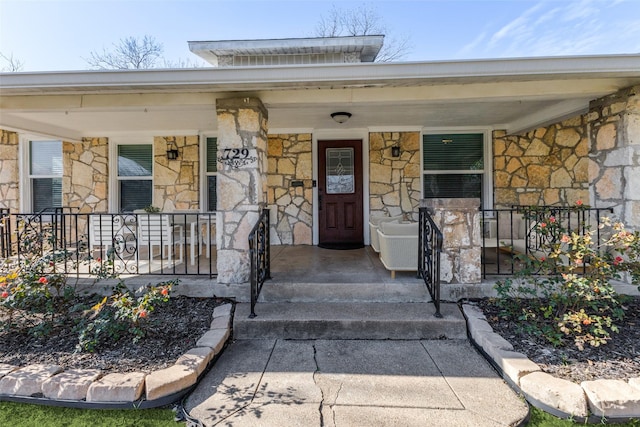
120 180 152 212
206 137 217 211
423 133 484 200
29 140 62 212
118 145 152 176
117 144 152 212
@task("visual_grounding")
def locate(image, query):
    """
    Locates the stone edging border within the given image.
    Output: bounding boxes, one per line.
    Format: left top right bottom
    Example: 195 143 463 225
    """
0 302 233 408
462 303 640 423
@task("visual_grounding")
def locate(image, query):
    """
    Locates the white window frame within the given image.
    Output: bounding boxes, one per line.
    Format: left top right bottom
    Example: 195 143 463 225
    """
421 128 494 210
200 134 218 213
109 138 154 212
19 136 63 213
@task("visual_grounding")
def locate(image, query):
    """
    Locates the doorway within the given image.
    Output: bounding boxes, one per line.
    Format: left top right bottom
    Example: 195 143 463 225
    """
317 140 364 249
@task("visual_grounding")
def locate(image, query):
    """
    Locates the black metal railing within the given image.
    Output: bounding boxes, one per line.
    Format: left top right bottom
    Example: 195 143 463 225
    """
0 208 11 258
248 208 271 318
480 206 614 277
0 211 217 278
418 207 443 318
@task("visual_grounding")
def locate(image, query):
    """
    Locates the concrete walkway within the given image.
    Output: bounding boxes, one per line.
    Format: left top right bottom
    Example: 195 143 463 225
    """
185 339 529 426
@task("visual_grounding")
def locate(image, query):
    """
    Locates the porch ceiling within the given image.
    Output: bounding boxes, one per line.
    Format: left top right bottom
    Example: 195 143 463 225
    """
1 55 639 140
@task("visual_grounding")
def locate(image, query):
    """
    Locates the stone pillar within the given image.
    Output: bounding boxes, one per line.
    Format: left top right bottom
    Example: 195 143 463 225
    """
0 129 19 211
267 134 313 245
216 98 268 284
421 198 482 284
369 132 421 220
589 85 640 228
153 136 199 211
63 138 109 214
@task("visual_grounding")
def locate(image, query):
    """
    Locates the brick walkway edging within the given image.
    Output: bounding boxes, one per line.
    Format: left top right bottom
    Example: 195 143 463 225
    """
462 303 640 423
0 303 233 408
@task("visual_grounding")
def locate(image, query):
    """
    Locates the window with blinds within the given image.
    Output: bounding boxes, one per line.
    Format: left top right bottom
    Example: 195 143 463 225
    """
422 133 484 201
117 144 152 212
206 137 217 212
29 140 62 212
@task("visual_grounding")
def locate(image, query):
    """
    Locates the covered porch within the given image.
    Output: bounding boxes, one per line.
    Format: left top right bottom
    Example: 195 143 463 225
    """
1 42 639 302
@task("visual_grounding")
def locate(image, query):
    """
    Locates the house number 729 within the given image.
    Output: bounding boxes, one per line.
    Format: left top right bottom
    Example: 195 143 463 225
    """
217 148 258 169
220 148 250 159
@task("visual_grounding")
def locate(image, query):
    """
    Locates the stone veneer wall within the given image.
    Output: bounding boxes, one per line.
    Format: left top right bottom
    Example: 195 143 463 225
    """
493 118 590 208
216 97 269 284
422 198 482 284
0 129 19 211
588 85 640 228
62 138 109 214
267 134 313 245
153 136 199 211
369 132 421 220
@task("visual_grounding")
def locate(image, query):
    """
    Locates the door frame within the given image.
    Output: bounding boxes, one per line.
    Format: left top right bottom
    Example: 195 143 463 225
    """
312 130 370 246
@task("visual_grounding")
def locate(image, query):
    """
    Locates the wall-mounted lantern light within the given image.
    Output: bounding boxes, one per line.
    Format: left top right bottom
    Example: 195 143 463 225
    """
166 141 179 160
391 145 401 157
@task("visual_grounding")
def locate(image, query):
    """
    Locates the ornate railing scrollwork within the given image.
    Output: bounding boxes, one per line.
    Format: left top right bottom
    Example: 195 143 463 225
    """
418 207 443 318
248 208 271 318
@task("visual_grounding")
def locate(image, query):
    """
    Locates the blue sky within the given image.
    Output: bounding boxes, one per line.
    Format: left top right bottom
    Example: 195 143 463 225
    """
1 0 639 71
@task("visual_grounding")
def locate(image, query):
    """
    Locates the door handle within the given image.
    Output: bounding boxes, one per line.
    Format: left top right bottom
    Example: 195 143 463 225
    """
318 194 322 210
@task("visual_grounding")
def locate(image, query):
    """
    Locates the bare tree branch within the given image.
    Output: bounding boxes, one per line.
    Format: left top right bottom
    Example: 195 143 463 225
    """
315 5 342 37
376 34 413 62
161 57 207 69
0 51 25 72
341 4 380 36
84 35 163 70
314 4 412 62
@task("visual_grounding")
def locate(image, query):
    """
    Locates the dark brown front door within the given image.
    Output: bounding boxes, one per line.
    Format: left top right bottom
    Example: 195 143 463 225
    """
318 140 364 249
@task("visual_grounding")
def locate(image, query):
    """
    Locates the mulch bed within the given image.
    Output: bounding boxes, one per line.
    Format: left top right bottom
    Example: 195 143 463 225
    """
474 296 640 383
3 294 638 384
0 296 224 374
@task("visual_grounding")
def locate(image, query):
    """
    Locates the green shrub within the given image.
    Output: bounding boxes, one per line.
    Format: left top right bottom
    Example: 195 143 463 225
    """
0 216 177 352
0 220 79 331
76 280 176 352
494 204 639 350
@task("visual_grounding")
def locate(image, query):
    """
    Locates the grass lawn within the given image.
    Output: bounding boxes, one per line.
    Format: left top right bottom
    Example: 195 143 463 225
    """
0 402 178 427
2 401 639 426
528 407 640 426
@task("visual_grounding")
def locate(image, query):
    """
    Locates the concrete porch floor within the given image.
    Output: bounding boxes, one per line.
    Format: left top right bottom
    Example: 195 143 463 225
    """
264 245 431 303
269 245 422 284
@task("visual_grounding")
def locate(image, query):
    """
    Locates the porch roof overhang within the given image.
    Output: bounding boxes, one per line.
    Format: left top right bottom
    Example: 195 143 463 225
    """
188 35 385 65
1 54 640 141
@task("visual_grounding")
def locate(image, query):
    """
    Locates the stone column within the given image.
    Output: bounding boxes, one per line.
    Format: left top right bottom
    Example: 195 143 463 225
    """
153 136 199 211
0 129 19 211
63 138 109 214
624 88 640 228
421 198 482 284
369 132 421 220
589 85 640 228
216 98 268 284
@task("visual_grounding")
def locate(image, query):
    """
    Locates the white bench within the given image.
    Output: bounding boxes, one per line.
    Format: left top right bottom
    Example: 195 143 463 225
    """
377 221 419 279
368 215 403 253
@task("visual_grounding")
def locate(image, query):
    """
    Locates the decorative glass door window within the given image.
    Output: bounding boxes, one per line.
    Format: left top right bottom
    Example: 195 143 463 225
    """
326 147 355 194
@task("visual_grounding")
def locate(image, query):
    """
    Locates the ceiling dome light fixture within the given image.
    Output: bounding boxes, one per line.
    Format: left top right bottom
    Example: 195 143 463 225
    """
331 112 352 124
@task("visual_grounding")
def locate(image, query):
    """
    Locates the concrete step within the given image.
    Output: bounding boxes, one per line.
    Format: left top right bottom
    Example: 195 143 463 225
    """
233 302 467 340
259 281 432 303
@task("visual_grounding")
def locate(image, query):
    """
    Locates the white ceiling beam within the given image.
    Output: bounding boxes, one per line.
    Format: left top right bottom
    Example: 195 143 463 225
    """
0 114 83 142
505 99 589 135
